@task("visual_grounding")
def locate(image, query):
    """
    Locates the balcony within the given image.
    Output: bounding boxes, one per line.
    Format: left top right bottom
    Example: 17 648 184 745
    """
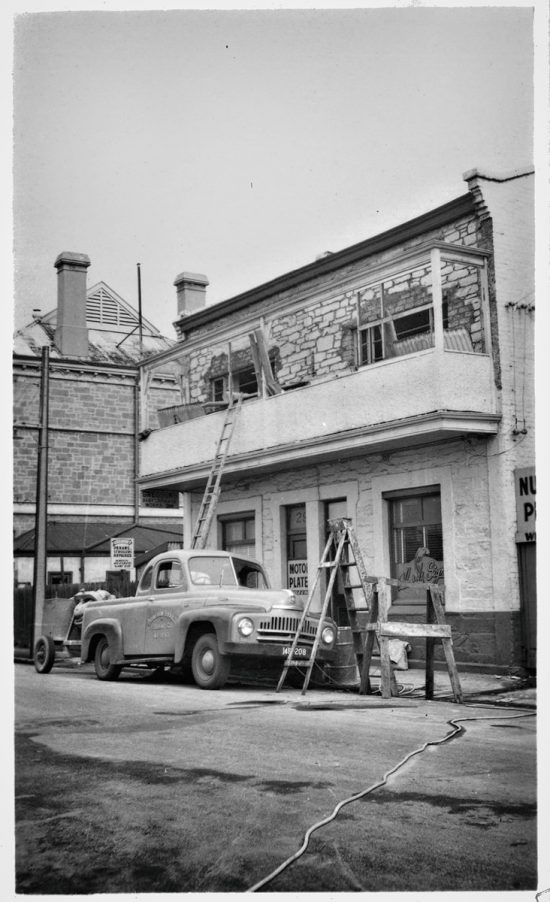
139 346 499 491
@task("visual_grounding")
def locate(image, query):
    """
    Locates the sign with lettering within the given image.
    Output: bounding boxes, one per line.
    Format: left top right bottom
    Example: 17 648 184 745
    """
396 547 444 585
515 466 536 543
288 559 308 596
110 537 135 570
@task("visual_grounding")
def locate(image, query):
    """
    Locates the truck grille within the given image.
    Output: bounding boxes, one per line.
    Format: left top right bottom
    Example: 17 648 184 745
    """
257 614 319 644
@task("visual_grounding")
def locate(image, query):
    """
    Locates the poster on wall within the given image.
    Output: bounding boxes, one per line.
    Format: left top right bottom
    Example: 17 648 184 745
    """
110 538 135 570
514 467 536 543
288 560 308 596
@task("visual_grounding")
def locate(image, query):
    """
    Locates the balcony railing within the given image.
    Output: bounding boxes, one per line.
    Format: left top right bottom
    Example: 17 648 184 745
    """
140 346 498 488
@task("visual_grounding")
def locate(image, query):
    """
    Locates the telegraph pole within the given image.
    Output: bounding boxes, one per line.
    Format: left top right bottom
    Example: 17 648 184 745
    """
137 263 143 353
31 345 50 649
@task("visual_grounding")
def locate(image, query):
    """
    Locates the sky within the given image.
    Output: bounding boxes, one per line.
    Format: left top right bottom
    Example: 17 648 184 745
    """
11 3 537 341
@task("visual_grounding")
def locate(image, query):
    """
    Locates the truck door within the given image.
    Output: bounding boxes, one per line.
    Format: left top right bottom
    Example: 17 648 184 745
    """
143 559 188 656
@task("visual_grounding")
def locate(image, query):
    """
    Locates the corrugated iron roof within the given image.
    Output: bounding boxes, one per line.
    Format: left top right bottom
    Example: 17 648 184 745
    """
14 281 176 365
14 522 183 555
14 322 175 365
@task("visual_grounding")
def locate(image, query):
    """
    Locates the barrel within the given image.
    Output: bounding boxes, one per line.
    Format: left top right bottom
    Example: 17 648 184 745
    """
325 626 360 687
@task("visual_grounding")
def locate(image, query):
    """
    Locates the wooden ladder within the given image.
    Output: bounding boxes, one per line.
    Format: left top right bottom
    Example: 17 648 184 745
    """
362 578 463 703
190 394 243 550
276 518 372 695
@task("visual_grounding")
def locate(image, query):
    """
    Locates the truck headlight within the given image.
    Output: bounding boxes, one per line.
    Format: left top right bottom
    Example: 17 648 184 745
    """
321 626 336 646
237 617 254 637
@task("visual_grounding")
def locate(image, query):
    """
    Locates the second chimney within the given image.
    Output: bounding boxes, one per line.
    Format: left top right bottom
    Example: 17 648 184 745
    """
174 272 209 317
54 252 91 358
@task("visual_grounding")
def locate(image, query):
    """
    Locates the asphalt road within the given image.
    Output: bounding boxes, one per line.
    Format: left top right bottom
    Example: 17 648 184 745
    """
14 661 537 895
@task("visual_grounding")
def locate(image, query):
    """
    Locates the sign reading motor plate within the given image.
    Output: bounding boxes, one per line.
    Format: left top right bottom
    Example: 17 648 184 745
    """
288 559 308 596
514 466 536 543
110 537 135 570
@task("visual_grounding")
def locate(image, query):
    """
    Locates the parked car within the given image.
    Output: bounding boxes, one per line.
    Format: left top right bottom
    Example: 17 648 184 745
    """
34 550 338 690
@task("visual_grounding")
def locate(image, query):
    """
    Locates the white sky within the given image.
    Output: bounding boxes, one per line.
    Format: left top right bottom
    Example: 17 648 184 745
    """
11 4 536 340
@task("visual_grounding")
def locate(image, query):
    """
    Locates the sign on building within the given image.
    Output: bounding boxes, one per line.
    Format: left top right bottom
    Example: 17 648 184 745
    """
110 537 135 570
288 559 308 596
514 466 536 543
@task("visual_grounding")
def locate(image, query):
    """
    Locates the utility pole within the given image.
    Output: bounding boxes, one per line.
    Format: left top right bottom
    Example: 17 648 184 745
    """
31 345 50 649
137 263 143 354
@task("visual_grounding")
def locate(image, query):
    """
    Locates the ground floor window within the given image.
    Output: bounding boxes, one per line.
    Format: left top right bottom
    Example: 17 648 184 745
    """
48 571 73 587
387 487 444 606
220 513 256 559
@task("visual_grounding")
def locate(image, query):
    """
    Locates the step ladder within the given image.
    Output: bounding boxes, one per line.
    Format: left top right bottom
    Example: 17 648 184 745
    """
190 394 243 549
362 578 463 702
276 518 372 695
276 517 464 702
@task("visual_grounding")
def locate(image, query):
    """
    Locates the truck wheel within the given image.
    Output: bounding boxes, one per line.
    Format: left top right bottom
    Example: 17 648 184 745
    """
94 636 122 681
191 634 230 689
33 635 56 674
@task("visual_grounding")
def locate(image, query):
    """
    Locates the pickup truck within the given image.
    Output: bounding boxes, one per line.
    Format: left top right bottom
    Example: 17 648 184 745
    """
74 549 337 689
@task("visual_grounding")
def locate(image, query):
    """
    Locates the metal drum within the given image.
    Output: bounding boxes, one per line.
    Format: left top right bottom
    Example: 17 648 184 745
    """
325 626 360 687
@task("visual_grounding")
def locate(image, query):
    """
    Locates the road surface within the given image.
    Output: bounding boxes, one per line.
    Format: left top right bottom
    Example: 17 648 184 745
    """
14 661 537 894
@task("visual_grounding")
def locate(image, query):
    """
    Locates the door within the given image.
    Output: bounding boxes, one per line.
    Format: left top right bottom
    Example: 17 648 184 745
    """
286 504 308 599
143 559 187 656
518 542 536 670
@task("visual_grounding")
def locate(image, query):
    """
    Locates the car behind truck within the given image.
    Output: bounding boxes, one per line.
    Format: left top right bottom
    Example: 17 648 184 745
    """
33 549 338 689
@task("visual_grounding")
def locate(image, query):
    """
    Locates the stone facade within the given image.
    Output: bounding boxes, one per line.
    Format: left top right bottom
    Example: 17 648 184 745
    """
176 210 491 402
13 360 181 520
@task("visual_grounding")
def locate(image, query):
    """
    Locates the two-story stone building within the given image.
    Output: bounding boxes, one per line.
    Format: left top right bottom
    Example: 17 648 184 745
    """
13 253 183 589
138 166 535 672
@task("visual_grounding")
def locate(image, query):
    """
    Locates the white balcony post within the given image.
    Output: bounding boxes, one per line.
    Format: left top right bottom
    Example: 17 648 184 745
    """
430 247 444 352
479 261 492 354
227 341 233 403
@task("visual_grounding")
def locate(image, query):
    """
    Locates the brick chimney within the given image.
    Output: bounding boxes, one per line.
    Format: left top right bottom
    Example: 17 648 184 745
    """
174 271 209 317
54 252 91 357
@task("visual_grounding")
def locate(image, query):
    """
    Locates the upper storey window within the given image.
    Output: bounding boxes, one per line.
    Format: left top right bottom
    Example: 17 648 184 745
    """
357 265 435 365
210 365 259 402
356 246 488 367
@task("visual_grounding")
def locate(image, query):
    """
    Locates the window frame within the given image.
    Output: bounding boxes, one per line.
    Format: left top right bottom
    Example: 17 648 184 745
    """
47 571 74 587
219 512 256 558
358 302 435 367
385 486 443 608
154 559 186 592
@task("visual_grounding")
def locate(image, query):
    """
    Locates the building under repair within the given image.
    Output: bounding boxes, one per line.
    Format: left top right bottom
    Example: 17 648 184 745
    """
135 166 535 674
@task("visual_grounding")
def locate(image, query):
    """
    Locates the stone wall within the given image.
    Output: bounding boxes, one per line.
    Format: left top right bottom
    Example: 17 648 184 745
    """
176 209 490 404
13 362 181 518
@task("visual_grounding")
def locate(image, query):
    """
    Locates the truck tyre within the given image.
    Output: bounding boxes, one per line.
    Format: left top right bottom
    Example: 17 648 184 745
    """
33 635 56 674
94 636 122 681
191 634 231 689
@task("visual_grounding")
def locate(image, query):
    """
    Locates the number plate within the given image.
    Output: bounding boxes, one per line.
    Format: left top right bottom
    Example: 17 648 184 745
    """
282 646 310 659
